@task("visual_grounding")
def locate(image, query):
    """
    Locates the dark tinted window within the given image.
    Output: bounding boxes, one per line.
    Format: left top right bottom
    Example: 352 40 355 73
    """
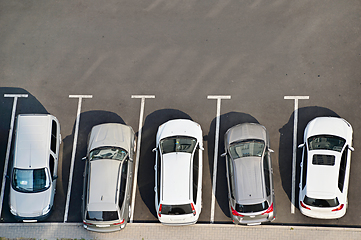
12 168 50 193
193 147 199 204
303 195 339 208
50 120 57 153
236 201 269 213
302 148 308 190
263 155 271 196
157 150 161 202
86 211 119 221
308 135 345 152
338 149 348 192
229 139 265 159
89 147 127 161
161 204 193 215
160 136 197 154
227 156 235 199
49 155 55 178
312 154 335 166
118 160 128 208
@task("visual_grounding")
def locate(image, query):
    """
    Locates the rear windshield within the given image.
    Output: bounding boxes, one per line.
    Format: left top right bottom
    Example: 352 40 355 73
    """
236 201 269 213
89 146 127 161
303 195 339 208
161 204 193 215
86 211 119 221
12 168 50 193
229 139 265 159
308 135 345 152
160 136 197 154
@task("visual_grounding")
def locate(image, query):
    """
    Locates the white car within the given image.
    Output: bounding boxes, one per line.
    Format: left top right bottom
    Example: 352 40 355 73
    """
298 117 353 219
153 119 203 225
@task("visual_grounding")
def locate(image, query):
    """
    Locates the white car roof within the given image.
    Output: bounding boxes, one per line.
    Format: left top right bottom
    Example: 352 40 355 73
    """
156 119 202 145
14 114 54 169
306 151 341 199
162 152 191 204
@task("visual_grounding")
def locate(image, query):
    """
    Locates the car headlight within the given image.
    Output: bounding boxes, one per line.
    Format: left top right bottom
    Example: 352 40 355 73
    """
42 205 51 215
10 205 17 216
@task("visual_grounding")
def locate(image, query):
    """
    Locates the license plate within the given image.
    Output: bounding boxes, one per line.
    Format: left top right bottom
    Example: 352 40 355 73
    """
96 224 110 228
23 220 37 223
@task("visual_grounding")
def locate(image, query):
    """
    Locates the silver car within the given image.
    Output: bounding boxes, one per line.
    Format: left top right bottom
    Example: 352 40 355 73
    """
221 123 276 225
82 123 135 232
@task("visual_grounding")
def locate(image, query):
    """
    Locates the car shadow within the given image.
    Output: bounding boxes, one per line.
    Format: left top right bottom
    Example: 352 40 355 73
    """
60 110 126 222
278 106 339 209
137 109 192 220
0 87 48 222
207 111 259 219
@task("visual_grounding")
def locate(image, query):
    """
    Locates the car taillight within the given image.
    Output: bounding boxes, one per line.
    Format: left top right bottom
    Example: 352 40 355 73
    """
332 204 344 212
191 203 196 216
83 221 92 226
300 201 311 210
262 203 273 215
158 204 162 217
113 219 125 225
231 206 244 217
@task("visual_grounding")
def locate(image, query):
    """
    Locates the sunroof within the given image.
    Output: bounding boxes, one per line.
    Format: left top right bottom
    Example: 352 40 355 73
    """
312 154 335 166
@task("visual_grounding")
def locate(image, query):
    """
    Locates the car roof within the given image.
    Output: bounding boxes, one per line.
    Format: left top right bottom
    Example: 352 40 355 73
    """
87 159 121 211
13 114 54 169
226 123 267 146
88 123 134 153
233 156 265 203
305 150 341 199
162 152 192 204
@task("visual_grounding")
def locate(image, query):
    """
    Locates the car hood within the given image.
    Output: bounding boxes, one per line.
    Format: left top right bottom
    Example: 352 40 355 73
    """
88 123 133 153
225 123 268 146
304 117 353 141
10 187 52 217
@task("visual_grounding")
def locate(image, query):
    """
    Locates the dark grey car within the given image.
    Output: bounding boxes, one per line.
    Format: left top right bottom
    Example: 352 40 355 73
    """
221 123 276 225
81 123 135 232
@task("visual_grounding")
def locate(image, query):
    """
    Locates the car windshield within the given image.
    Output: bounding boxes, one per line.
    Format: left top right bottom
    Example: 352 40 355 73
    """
236 201 269 213
12 168 50 193
304 195 339 208
161 204 193 215
307 135 346 152
86 211 119 221
229 139 265 159
160 136 197 154
89 146 127 161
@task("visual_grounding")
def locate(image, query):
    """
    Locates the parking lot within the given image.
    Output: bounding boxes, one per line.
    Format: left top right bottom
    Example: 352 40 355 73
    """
1 0 361 229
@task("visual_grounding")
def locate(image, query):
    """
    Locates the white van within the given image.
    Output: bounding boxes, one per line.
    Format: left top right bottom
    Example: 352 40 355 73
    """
9 114 61 222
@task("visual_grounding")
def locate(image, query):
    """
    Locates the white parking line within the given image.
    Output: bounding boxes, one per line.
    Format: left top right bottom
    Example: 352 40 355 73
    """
284 96 309 214
130 95 155 223
207 95 231 223
0 94 28 216
64 95 92 223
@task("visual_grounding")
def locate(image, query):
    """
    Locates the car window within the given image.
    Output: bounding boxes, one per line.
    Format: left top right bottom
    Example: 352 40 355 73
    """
161 204 193 215
86 211 119 221
50 120 57 153
227 155 235 200
229 139 265 159
12 168 51 193
301 147 308 190
193 147 199 204
236 201 269 213
263 154 271 196
338 148 348 192
160 136 197 154
307 135 345 152
89 147 127 161
156 149 161 202
49 155 55 179
118 160 128 208
303 195 339 207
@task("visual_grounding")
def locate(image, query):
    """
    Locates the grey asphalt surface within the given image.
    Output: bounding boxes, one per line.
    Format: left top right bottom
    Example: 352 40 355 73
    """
0 0 361 230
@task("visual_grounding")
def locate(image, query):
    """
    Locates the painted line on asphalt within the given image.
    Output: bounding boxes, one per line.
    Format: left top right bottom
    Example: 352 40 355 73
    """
130 95 155 223
284 96 309 214
64 95 92 223
207 95 231 223
0 94 28 216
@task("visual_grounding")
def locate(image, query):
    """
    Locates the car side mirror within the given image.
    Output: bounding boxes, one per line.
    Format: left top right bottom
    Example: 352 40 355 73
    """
5 175 9 179
82 156 87 161
349 146 355 152
152 148 157 152
298 143 305 148
199 146 204 151
220 153 226 157
53 175 58 180
268 149 274 153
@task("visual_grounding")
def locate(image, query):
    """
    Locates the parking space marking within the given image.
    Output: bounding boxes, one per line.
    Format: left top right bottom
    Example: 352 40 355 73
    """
0 94 28 216
130 95 155 223
64 95 93 223
207 95 231 223
284 96 309 214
